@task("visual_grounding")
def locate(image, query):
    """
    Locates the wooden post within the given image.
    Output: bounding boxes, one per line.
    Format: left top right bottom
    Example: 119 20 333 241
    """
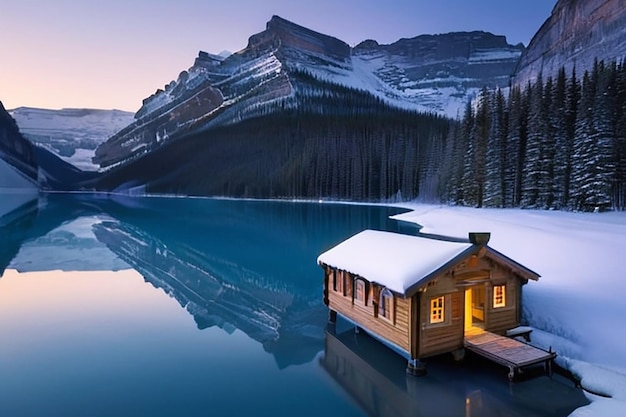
406 358 427 376
328 309 337 324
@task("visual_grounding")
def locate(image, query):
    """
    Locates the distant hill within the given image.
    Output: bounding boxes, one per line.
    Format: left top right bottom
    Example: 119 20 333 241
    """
9 107 134 171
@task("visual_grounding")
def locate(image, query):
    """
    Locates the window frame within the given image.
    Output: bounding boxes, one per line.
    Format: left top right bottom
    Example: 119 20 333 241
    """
430 295 445 324
493 284 506 308
378 288 394 323
354 278 367 305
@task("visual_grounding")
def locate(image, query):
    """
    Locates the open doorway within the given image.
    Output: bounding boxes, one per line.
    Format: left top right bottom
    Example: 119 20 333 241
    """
464 285 486 331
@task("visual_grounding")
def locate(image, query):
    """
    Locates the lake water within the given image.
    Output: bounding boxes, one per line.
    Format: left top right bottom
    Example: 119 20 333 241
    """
0 194 588 417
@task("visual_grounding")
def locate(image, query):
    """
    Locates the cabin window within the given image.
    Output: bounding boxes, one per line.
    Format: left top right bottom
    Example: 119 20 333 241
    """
333 270 343 293
493 285 506 308
379 288 394 322
430 296 445 324
354 279 367 305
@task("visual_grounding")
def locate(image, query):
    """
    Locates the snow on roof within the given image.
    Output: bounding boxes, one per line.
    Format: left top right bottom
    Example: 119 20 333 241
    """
317 229 473 294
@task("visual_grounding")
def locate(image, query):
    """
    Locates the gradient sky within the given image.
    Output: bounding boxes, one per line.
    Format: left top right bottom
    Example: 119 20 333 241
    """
1 0 555 112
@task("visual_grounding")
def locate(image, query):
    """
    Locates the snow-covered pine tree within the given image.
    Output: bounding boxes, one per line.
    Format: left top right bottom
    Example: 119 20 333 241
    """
462 88 490 207
615 59 626 209
551 67 569 209
587 60 617 211
483 88 507 207
571 68 597 210
504 85 528 207
563 66 580 210
521 74 546 208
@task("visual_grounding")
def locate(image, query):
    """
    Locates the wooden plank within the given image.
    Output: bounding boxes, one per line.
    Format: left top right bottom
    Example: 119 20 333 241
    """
464 330 556 376
329 291 410 351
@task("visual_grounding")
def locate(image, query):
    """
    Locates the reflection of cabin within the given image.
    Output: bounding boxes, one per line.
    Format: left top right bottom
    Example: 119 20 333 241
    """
317 230 542 376
321 327 588 416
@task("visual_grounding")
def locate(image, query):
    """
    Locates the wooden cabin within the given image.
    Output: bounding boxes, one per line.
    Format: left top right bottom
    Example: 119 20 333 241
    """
317 230 541 375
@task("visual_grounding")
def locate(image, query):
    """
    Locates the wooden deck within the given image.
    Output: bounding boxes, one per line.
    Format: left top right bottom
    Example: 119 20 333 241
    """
464 329 556 381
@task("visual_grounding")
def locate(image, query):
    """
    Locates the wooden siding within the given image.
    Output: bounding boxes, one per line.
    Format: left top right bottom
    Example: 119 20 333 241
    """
418 290 464 358
326 268 411 353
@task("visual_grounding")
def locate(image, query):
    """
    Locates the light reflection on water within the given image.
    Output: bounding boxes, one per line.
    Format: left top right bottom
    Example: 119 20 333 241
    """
0 194 587 417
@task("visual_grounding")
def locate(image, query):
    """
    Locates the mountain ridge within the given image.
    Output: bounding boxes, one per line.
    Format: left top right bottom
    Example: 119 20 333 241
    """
93 15 523 171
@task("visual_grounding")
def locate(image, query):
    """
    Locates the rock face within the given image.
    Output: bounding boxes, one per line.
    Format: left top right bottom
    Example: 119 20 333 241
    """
94 15 523 171
352 31 523 115
0 101 38 186
246 15 350 61
513 0 626 85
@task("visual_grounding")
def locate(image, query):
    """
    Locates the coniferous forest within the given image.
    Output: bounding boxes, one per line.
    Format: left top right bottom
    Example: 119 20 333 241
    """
94 61 626 212
439 59 626 211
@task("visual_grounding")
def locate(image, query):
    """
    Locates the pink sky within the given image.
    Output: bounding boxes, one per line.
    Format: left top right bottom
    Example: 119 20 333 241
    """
0 0 554 113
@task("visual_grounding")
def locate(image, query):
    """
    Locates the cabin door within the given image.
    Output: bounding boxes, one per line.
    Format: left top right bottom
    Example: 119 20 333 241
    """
464 285 486 331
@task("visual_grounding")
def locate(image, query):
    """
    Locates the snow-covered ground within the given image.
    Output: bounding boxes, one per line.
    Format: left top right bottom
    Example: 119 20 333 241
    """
392 204 626 416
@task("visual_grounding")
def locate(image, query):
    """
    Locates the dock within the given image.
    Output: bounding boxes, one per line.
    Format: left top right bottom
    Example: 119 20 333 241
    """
464 329 556 381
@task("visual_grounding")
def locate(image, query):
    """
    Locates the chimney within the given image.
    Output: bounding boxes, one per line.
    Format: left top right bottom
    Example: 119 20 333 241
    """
469 232 490 245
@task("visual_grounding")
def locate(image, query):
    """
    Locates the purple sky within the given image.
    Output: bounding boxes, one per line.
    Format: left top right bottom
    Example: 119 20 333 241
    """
0 0 555 112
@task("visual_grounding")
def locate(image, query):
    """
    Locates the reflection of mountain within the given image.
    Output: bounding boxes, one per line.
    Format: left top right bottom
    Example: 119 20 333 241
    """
0 194 409 368
321 327 588 417
0 195 128 275
89 196 408 368
93 219 327 367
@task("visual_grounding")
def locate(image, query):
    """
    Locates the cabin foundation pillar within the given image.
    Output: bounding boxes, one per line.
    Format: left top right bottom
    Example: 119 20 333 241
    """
451 348 465 362
406 358 427 376
328 309 337 324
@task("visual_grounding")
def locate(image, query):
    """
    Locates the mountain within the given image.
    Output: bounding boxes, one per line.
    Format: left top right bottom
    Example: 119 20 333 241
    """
93 16 522 172
513 0 626 85
9 107 134 171
352 32 523 115
0 101 39 218
0 101 39 181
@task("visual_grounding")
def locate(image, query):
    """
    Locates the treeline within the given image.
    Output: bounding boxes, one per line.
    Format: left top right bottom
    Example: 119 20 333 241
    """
96 76 450 201
440 59 626 211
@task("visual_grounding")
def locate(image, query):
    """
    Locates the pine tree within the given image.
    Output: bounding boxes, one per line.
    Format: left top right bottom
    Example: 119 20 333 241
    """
462 89 490 207
588 60 617 210
615 60 626 209
551 67 569 209
521 75 546 208
571 69 597 210
483 88 507 207
504 85 528 207
564 66 580 209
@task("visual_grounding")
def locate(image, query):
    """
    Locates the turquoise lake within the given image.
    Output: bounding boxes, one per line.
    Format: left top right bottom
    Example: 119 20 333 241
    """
0 194 588 417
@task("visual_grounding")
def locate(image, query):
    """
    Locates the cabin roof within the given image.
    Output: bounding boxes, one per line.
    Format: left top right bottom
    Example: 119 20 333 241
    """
317 230 474 295
317 230 540 296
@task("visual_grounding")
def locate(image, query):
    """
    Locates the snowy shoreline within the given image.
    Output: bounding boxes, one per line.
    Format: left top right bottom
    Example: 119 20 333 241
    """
392 203 626 417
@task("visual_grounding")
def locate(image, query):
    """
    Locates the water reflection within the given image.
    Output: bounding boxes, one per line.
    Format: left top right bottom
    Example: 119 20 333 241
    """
0 194 589 417
321 324 589 417
1 194 407 369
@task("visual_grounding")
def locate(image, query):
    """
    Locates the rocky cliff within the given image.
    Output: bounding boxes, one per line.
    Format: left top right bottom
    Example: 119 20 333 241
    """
0 101 38 185
353 31 523 115
514 0 626 85
94 15 523 171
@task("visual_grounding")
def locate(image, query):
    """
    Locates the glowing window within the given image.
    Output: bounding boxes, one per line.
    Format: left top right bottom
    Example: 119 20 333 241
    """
430 296 445 324
493 285 506 308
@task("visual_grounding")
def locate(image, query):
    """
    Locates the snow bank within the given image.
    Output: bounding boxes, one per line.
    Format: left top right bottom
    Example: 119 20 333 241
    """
393 204 626 416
